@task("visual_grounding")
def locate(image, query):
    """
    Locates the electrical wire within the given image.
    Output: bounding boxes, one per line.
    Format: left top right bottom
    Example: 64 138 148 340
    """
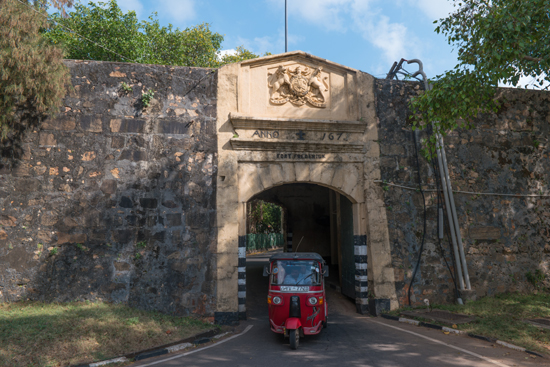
373 180 550 197
407 130 427 306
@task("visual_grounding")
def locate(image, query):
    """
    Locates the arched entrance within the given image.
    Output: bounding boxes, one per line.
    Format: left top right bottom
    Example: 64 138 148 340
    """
235 161 369 319
248 183 358 298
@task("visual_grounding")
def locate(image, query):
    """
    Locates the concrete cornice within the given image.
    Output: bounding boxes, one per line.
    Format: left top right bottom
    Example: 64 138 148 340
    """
229 113 367 133
229 138 365 153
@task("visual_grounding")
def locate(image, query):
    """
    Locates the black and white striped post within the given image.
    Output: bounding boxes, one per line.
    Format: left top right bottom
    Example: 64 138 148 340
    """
238 235 247 320
354 235 369 314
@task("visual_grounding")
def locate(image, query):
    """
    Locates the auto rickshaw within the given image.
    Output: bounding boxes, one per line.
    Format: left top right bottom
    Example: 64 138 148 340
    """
263 252 328 349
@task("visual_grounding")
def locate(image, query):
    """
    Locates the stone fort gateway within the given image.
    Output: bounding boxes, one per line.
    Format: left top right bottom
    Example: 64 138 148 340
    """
0 52 549 325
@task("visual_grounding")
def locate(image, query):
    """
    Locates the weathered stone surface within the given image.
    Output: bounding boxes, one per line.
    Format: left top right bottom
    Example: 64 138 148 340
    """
376 78 550 307
39 132 57 147
100 180 117 194
118 150 147 162
469 227 502 240
0 60 218 318
80 115 103 132
57 232 87 244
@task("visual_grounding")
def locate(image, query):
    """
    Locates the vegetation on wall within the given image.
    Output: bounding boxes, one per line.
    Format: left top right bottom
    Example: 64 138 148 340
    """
43 0 265 68
410 0 550 151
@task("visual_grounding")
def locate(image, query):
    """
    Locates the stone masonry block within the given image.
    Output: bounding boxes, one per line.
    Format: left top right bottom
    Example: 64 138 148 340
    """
119 150 147 161
166 213 182 227
140 198 158 209
39 132 57 147
57 232 87 245
100 180 117 194
80 115 103 132
110 118 145 133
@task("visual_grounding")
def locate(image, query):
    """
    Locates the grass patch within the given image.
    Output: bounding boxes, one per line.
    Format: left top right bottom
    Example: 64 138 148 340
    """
389 292 550 354
0 301 216 367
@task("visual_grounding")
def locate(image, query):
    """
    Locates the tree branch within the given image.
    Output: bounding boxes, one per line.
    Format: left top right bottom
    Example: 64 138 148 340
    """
523 55 542 62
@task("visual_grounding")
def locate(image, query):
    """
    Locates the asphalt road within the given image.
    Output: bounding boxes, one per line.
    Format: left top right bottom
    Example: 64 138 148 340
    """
133 250 548 367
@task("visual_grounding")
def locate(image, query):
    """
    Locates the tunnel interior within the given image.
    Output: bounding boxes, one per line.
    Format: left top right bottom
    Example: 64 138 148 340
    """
248 183 356 299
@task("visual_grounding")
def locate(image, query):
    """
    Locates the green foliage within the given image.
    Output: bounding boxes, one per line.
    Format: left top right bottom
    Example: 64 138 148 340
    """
124 317 139 325
75 243 84 250
526 269 546 289
134 253 141 260
0 0 71 141
248 200 282 234
43 0 262 68
220 46 271 65
120 82 132 94
136 241 147 249
140 89 154 108
49 247 58 256
410 0 550 153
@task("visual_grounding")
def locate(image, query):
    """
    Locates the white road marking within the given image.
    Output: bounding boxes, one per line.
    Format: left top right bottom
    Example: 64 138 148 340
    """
135 325 254 367
368 319 510 367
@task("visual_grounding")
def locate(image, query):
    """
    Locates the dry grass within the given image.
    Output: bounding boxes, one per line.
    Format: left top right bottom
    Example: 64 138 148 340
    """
0 301 215 367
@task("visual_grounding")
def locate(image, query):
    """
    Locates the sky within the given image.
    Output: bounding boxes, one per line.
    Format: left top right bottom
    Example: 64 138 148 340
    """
108 0 459 80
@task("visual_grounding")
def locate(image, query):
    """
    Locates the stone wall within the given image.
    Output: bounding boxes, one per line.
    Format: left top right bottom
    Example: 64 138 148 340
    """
375 79 550 306
0 60 218 316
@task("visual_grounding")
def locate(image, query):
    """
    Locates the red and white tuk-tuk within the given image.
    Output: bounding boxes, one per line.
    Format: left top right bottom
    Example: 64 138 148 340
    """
263 252 328 349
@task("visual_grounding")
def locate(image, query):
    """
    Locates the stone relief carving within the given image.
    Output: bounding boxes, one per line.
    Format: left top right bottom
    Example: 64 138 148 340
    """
268 64 329 108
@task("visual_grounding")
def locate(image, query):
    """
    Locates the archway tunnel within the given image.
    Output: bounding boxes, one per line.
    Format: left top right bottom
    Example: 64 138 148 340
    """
243 183 360 318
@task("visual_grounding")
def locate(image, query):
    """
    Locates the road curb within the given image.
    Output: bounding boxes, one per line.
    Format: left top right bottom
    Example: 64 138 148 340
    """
73 328 231 367
380 314 545 359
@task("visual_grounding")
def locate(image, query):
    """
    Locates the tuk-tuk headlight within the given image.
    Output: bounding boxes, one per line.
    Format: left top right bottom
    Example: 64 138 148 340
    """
272 296 282 305
308 297 318 305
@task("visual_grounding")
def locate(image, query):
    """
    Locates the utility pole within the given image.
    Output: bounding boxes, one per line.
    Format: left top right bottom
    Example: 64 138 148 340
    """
285 0 288 52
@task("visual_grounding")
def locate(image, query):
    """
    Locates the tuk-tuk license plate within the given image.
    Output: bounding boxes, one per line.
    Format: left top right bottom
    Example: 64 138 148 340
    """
280 286 309 292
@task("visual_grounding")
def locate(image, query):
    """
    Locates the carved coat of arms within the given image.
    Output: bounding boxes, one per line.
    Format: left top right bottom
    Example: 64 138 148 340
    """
268 65 329 108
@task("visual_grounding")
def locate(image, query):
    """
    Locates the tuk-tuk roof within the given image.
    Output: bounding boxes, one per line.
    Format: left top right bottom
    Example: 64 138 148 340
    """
269 252 325 263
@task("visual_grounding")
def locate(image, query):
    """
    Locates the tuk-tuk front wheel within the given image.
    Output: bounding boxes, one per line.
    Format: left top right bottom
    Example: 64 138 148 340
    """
289 329 299 350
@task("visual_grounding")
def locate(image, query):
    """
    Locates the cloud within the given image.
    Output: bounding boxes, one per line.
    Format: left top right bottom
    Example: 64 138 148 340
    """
412 0 455 20
156 0 196 24
349 1 421 64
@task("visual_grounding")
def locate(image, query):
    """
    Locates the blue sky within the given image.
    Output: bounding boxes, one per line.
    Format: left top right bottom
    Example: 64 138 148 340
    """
108 0 459 79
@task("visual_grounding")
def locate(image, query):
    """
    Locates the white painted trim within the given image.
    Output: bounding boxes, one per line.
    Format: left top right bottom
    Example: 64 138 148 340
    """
355 275 368 281
238 267 246 272
90 357 129 367
238 247 246 258
354 245 367 256
496 340 525 352
166 343 192 353
238 279 246 285
399 317 420 326
355 263 367 270
238 291 246 298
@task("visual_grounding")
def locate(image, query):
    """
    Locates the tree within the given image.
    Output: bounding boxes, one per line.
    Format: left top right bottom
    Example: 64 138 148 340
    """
248 201 282 234
0 0 71 141
410 0 550 149
44 0 262 68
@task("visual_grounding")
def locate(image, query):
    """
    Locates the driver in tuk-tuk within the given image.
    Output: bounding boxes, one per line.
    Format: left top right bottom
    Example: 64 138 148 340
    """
284 265 312 285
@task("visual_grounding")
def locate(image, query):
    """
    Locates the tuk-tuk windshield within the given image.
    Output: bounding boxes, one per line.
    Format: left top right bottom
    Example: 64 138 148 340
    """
271 260 321 286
